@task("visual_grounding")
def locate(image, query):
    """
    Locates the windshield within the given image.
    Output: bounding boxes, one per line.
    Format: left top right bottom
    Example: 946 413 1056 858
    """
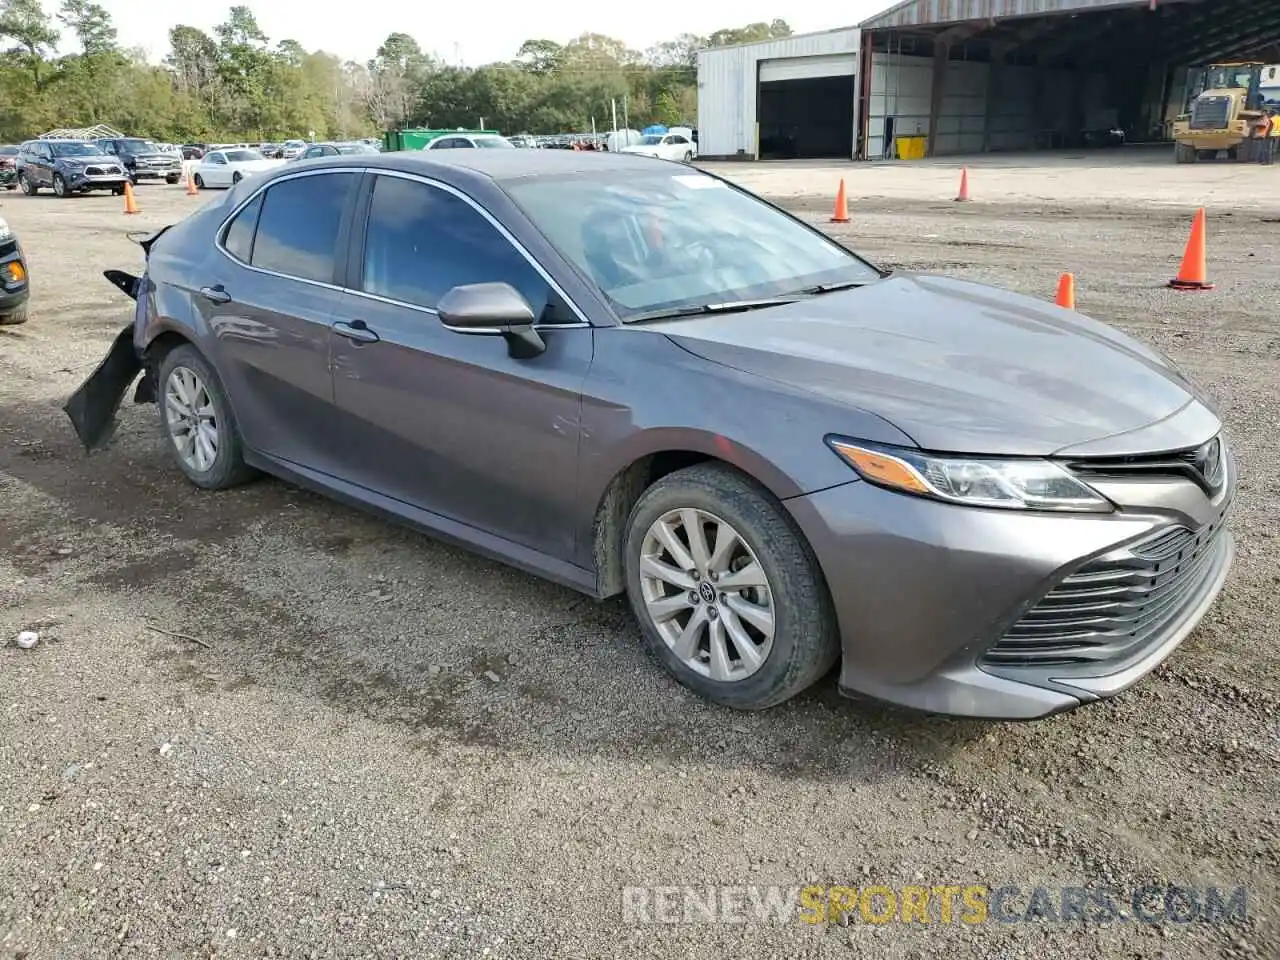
51 141 105 157
505 170 882 319
640 135 664 145
118 138 157 154
225 149 264 162
284 140 306 148
336 142 377 154
1205 66 1256 90
473 136 514 149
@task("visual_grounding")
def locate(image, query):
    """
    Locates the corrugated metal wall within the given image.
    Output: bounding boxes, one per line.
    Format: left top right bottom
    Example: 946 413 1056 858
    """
862 0 1141 30
696 29 862 158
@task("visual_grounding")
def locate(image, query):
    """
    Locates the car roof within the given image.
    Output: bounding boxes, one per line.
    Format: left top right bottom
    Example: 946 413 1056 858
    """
288 149 687 184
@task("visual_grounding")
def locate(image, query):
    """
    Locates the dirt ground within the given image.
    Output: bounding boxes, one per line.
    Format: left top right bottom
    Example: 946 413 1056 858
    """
1 153 1277 959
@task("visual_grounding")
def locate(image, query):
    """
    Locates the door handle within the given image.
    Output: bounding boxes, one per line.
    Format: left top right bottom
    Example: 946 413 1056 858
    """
199 285 231 305
332 320 380 343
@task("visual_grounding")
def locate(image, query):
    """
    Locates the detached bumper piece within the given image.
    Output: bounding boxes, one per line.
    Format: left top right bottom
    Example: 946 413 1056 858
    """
62 270 145 451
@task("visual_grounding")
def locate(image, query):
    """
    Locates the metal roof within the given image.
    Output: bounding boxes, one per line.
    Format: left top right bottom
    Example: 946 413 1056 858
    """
38 124 126 140
860 0 1154 31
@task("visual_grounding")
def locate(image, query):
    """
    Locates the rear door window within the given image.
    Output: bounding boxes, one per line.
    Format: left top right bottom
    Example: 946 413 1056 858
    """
248 172 356 283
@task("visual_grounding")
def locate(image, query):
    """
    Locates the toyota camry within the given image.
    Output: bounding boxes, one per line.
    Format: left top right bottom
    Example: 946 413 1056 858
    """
64 151 1236 720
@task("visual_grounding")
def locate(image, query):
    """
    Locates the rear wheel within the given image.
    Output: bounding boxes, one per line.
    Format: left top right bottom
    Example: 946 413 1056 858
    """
231 171 243 185
156 344 258 490
623 463 839 710
18 172 36 195
683 151 693 162
1174 142 1196 163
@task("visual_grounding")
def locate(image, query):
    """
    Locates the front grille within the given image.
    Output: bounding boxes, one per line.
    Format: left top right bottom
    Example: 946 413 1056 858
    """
982 508 1230 668
1190 96 1231 130
85 165 121 176
1062 436 1225 497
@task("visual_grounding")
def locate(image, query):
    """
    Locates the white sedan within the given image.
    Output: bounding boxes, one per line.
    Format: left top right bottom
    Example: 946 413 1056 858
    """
618 132 697 162
191 148 283 189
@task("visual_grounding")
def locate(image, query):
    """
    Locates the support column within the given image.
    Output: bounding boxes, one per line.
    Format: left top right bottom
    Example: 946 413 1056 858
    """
982 42 1012 153
926 39 950 157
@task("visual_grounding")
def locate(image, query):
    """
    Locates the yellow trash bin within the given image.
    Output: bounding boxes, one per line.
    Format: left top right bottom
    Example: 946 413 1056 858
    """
895 136 927 160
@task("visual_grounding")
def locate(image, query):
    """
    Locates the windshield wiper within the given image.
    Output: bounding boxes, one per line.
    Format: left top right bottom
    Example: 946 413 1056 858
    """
627 297 806 323
795 279 872 295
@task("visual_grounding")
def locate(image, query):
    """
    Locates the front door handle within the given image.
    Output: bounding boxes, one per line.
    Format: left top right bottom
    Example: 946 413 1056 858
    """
199 284 231 305
332 320 380 343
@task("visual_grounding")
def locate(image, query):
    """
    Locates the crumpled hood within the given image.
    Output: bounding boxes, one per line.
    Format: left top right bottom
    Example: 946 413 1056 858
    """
662 273 1212 456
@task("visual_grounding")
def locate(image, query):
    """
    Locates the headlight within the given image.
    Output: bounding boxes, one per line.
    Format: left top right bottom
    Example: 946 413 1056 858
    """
826 438 1113 513
0 217 11 241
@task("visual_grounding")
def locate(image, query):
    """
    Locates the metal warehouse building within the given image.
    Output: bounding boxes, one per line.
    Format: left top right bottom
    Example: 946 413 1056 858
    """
695 0 1280 161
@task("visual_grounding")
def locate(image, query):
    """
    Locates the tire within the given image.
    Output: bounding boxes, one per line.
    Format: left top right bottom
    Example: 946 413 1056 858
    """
0 304 28 325
111 186 124 196
231 171 243 185
1174 142 1196 163
193 174 204 189
52 174 69 198
166 174 180 185
156 344 258 491
4 184 15 191
18 172 36 195
683 151 693 162
623 462 839 710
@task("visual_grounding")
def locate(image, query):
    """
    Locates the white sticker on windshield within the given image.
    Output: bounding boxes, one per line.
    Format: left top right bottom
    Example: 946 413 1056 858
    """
671 175 726 189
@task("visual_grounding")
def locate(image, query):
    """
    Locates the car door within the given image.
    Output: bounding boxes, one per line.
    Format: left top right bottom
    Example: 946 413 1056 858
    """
195 168 360 470
328 171 594 558
204 152 229 186
32 142 55 186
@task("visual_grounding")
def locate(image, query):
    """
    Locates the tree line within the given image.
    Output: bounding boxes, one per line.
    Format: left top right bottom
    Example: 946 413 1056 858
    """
0 0 793 143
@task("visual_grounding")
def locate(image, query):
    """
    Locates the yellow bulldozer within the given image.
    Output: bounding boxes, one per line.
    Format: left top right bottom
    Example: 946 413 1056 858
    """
1172 62 1279 162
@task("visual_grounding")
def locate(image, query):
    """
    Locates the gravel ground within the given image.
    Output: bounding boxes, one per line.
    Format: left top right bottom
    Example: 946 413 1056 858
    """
1 156 1277 959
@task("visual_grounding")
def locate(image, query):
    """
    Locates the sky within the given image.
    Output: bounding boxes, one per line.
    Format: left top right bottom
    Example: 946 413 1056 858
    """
55 0 889 65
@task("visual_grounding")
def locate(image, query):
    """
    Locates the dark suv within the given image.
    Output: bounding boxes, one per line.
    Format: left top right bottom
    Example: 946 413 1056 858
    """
95 137 182 184
17 139 129 197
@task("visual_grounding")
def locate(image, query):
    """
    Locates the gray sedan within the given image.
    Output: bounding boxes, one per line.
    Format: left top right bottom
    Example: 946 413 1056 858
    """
64 151 1236 720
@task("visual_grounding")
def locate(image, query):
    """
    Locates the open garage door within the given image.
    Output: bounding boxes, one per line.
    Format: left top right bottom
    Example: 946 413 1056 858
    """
757 55 856 160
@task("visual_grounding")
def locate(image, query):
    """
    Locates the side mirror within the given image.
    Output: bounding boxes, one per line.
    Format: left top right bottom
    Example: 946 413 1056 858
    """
437 282 545 358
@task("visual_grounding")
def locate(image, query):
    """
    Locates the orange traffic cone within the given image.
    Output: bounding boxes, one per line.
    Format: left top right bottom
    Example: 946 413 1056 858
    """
123 181 139 215
185 166 199 195
1055 272 1076 309
954 167 972 202
831 179 850 223
1169 208 1213 291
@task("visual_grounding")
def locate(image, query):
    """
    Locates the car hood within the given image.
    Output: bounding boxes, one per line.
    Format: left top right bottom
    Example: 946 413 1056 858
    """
660 273 1213 457
620 147 661 155
228 159 282 171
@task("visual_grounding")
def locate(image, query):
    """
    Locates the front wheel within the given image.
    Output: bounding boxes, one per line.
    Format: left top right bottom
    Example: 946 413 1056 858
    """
623 463 840 710
193 173 205 189
52 173 69 197
231 171 243 185
0 305 28 325
156 345 258 490
166 174 181 185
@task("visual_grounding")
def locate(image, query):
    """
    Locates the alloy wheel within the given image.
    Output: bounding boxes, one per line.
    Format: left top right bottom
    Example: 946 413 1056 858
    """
638 507 775 682
164 365 220 473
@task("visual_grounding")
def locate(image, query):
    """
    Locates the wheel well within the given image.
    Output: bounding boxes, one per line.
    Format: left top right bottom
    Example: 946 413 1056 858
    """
591 450 729 598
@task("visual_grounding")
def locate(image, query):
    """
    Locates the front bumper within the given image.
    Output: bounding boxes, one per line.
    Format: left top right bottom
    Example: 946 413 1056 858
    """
65 170 129 191
0 239 29 315
130 163 182 180
785 450 1237 720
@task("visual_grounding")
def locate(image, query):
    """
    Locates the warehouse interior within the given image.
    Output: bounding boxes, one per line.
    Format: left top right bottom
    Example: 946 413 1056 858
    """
858 0 1280 159
758 75 855 159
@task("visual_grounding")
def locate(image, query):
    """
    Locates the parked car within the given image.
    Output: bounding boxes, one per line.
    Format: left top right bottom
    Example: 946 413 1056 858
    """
0 145 19 189
421 133 514 150
190 147 282 188
0 215 30 325
65 151 1236 721
295 141 380 160
95 137 183 184
181 143 207 160
618 131 697 162
280 139 307 160
17 139 129 197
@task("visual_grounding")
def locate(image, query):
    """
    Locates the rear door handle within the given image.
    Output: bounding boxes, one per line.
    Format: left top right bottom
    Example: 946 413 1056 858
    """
332 320 379 343
199 285 231 305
